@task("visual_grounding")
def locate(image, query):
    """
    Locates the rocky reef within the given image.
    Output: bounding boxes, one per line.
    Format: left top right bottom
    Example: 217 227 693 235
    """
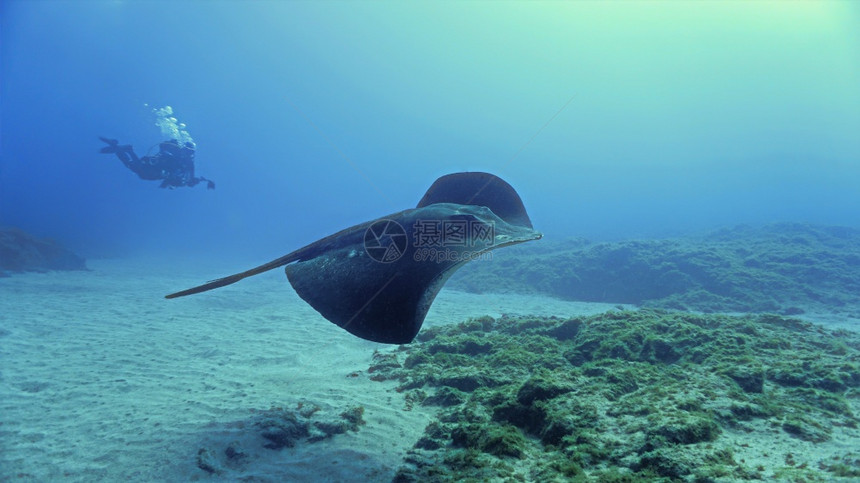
195 401 366 476
368 311 860 481
0 226 86 276
448 223 860 317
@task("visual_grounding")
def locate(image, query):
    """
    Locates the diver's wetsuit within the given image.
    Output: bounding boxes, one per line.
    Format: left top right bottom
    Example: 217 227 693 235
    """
99 137 214 189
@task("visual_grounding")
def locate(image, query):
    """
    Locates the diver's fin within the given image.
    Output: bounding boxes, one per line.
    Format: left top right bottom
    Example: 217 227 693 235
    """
99 137 121 153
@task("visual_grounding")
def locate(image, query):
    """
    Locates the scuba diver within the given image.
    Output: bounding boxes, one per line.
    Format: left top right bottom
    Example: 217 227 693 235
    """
99 137 215 189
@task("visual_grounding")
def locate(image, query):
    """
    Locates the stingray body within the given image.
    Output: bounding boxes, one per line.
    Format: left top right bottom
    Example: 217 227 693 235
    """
166 172 541 344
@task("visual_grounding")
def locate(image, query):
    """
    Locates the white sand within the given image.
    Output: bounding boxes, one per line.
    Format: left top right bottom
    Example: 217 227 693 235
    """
0 258 615 482
6 259 855 482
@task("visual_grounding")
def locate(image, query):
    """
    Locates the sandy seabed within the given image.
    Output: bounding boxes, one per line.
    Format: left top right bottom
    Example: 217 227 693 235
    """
0 258 619 482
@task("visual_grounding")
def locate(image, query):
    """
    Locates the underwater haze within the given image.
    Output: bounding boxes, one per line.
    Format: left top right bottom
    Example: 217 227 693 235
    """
4 2 860 481
2 1 858 259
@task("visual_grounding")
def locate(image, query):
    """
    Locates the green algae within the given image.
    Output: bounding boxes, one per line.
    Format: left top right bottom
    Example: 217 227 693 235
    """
376 311 860 481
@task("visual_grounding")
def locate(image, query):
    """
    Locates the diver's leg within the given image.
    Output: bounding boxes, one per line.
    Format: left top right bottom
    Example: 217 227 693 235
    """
124 148 141 164
113 146 141 171
115 150 132 166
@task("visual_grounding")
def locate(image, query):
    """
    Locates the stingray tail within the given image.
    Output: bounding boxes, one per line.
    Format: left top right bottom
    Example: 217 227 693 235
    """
165 250 303 299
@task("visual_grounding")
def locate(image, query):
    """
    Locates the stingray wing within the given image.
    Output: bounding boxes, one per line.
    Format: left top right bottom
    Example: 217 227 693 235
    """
165 171 541 345
285 204 541 344
416 172 534 228
285 242 431 344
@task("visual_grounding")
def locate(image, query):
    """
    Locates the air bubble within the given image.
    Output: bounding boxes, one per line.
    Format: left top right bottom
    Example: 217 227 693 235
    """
151 105 194 146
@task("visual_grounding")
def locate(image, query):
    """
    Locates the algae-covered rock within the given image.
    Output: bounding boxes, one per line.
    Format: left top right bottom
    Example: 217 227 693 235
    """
422 386 467 407
253 402 365 449
451 423 527 458
782 415 832 443
447 223 860 316
649 413 721 444
257 409 310 449
723 363 765 393
196 447 223 474
516 372 574 405
193 401 368 480
373 311 860 481
339 405 366 430
0 226 87 274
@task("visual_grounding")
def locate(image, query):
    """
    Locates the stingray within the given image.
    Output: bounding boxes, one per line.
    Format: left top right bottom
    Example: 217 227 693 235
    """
166 172 541 344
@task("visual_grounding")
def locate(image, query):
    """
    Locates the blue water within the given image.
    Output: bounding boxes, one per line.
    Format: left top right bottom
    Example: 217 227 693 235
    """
2 1 859 261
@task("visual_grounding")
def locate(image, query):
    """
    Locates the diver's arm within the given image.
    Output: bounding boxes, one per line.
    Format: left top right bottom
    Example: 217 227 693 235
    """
198 177 215 189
